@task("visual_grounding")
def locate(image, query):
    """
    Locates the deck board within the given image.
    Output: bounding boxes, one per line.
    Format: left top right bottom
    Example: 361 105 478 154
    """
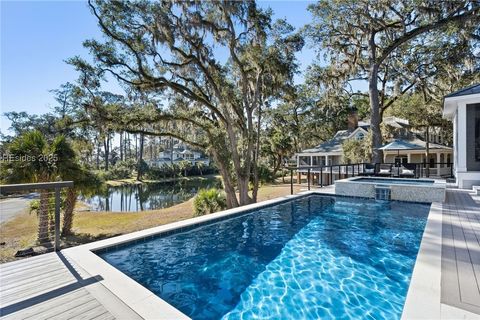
441 190 480 315
0 252 142 319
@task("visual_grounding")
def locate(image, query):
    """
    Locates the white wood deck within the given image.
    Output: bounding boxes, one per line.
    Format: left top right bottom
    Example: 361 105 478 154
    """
0 252 142 320
441 189 480 315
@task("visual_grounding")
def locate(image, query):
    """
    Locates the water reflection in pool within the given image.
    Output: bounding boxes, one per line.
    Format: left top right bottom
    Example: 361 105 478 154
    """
80 178 220 212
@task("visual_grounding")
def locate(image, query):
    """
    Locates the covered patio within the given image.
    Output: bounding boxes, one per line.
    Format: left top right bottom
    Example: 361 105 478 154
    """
381 139 453 177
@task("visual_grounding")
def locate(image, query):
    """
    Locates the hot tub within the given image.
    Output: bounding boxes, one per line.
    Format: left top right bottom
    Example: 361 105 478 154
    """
335 176 446 203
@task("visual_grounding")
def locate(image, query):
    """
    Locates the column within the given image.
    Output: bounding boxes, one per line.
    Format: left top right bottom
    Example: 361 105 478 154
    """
407 153 411 163
325 155 329 166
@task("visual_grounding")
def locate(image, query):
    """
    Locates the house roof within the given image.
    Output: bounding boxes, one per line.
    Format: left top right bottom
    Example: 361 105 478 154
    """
359 117 409 129
380 138 451 151
301 130 352 153
444 83 480 98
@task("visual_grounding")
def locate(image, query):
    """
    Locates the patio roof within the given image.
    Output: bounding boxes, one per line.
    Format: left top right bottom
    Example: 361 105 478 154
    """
379 139 424 151
379 138 451 151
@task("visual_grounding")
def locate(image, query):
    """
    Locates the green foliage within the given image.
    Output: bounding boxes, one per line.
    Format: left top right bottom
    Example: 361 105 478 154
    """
342 132 372 163
257 163 276 184
193 188 227 217
145 162 217 180
137 159 149 176
72 0 303 206
102 164 133 181
306 0 480 162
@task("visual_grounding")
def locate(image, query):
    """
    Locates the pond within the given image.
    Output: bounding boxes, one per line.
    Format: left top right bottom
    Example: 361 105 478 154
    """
80 178 221 212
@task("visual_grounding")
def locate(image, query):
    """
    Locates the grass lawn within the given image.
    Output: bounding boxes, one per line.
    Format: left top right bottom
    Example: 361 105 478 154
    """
0 182 302 263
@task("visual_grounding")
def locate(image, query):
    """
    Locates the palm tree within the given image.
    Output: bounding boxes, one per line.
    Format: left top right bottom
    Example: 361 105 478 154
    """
178 160 192 177
2 131 88 240
49 135 96 236
3 131 55 242
196 161 205 176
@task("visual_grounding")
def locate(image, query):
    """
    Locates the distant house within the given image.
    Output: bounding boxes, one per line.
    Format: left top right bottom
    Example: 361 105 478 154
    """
148 141 210 167
443 83 480 189
296 109 452 176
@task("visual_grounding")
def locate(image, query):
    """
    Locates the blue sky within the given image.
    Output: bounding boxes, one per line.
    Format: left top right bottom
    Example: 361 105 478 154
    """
1 1 319 132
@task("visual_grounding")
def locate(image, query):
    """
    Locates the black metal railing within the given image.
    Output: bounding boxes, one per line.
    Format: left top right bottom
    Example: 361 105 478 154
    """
0 181 74 252
285 162 453 195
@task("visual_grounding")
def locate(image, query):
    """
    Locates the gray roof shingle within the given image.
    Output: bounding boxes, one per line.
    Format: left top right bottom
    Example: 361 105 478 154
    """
444 84 480 98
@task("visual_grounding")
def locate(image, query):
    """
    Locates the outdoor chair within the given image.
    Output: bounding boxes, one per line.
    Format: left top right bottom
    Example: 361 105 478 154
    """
361 163 376 176
399 163 416 178
376 164 392 177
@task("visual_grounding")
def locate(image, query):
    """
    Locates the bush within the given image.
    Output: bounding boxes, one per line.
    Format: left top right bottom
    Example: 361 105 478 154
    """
146 162 218 180
193 188 227 216
101 162 133 180
257 163 275 184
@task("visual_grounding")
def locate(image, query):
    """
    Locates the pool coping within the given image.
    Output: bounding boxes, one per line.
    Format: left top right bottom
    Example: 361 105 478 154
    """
401 195 480 319
63 190 449 319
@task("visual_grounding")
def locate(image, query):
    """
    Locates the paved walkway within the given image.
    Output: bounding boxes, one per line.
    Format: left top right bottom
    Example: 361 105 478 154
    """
0 195 36 224
0 252 142 320
441 189 480 315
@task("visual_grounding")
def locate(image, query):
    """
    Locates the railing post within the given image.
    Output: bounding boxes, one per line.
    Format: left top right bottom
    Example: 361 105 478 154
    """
320 166 323 187
330 166 333 185
307 168 311 191
54 187 61 252
290 169 293 195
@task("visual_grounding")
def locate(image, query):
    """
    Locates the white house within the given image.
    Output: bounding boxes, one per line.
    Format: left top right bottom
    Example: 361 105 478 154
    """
296 110 452 176
443 83 480 189
148 142 210 167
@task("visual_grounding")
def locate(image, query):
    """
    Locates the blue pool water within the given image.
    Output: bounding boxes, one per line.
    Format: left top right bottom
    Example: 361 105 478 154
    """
353 177 434 185
98 195 430 319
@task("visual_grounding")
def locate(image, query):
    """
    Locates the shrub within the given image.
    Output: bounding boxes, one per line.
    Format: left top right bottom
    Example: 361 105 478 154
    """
98 160 137 180
258 163 275 184
193 188 227 216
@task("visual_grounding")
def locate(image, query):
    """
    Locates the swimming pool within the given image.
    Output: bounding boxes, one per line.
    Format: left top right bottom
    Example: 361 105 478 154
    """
98 195 430 320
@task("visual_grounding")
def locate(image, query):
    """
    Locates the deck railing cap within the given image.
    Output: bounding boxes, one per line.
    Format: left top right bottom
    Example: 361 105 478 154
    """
0 181 74 192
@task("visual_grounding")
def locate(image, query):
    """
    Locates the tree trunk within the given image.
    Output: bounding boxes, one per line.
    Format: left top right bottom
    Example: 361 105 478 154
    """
135 134 138 161
120 132 123 161
210 149 239 208
137 133 145 181
369 64 383 163
62 187 77 236
104 134 110 171
237 175 251 206
38 191 50 243
127 133 131 159
96 139 100 170
125 133 129 160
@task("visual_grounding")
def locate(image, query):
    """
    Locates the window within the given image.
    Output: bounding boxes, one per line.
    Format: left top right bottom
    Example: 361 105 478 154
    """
355 132 364 140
